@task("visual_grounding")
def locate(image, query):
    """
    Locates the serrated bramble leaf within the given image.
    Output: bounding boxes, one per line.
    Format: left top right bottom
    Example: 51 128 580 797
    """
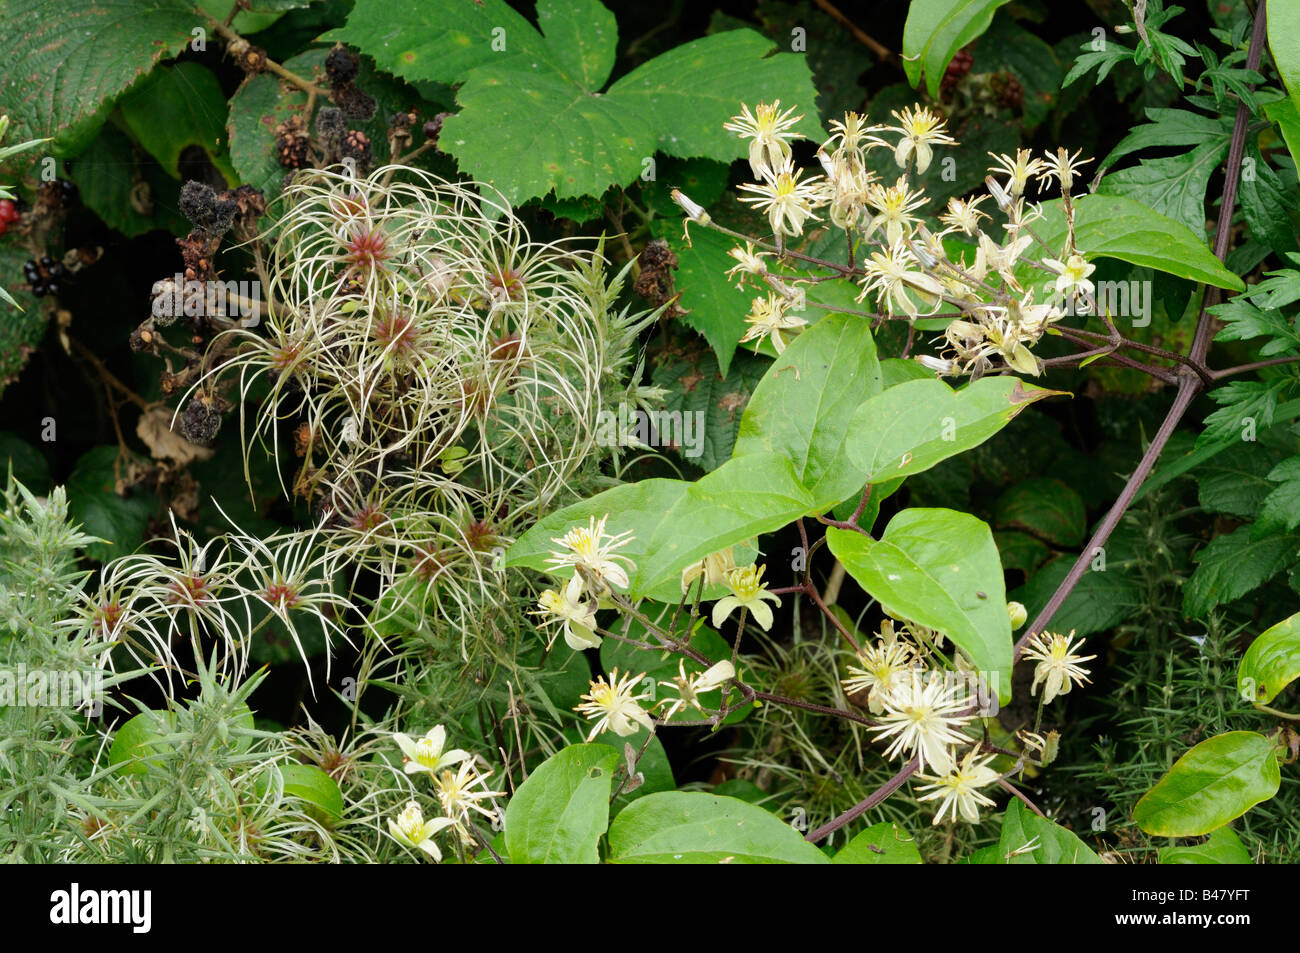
651 343 768 472
1183 525 1298 618
7 0 198 155
335 0 822 203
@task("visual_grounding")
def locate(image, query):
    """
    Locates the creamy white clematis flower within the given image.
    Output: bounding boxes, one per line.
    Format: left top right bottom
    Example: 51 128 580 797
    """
916 748 1001 824
576 668 656 740
434 761 505 827
1037 147 1092 193
937 195 991 236
722 100 805 178
711 564 781 631
738 159 825 238
547 514 636 591
739 293 808 354
660 658 736 720
843 639 915 714
681 546 738 594
394 725 471 778
387 800 457 860
534 573 600 651
858 239 946 319
988 149 1046 198
864 176 927 247
871 670 974 775
1042 254 1096 299
725 242 770 287
887 106 956 174
1022 629 1095 704
975 231 1033 291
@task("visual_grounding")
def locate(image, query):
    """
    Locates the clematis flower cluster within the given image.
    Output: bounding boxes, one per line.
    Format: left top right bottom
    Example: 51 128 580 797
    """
386 725 503 861
700 100 1099 376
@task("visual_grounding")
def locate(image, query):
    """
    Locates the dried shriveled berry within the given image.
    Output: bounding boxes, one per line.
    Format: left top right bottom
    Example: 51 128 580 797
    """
337 84 377 123
180 395 222 445
179 181 238 236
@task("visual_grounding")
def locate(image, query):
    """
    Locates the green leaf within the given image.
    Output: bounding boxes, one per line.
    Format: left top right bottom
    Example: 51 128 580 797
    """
1159 826 1252 864
327 0 549 84
336 0 821 203
828 508 1013 700
1256 458 1300 535
733 312 882 505
902 0 1015 98
1268 0 1300 115
506 450 829 600
1098 140 1229 239
0 432 51 493
1021 194 1245 292
1264 97 1300 170
1239 139 1299 257
845 377 1062 485
994 477 1085 547
278 763 344 826
7 0 198 154
66 447 153 562
65 123 187 237
1101 108 1233 170
118 63 237 183
505 743 619 864
832 821 923 864
647 224 749 376
1134 731 1282 836
997 799 1103 864
1011 554 1142 637
651 343 767 472
1211 298 1300 358
993 530 1051 574
108 710 173 777
1195 442 1279 519
1237 610 1300 706
1183 525 1298 618
607 792 829 863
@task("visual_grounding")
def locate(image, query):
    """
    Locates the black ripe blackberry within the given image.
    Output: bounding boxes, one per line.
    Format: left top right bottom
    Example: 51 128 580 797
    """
180 395 222 446
179 181 238 236
325 44 360 88
341 130 372 171
315 107 346 159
